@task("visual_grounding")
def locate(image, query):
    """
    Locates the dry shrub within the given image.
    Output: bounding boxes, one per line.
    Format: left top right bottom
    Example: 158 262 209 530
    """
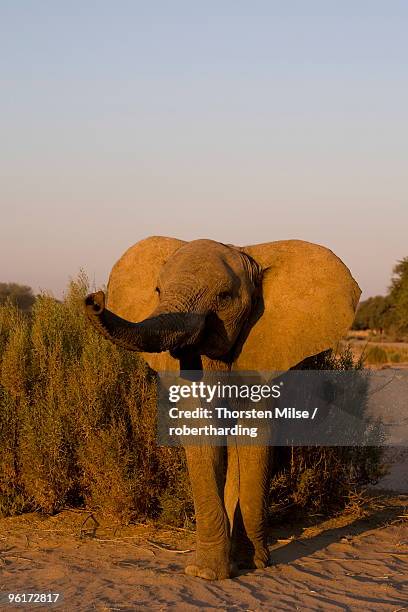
268 349 385 521
0 274 187 522
0 303 30 516
78 419 136 524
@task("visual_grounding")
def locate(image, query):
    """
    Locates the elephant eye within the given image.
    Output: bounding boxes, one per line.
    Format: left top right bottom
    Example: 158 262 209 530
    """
217 290 232 307
155 286 161 295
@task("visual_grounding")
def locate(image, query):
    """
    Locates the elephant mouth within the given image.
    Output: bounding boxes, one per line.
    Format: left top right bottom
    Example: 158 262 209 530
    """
170 327 231 365
197 313 234 360
170 346 203 373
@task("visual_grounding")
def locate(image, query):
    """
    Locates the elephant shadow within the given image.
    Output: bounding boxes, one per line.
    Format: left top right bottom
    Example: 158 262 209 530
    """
235 496 406 576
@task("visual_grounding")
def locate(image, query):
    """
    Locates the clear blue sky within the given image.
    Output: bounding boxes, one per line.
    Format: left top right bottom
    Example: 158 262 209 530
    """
1 1 407 299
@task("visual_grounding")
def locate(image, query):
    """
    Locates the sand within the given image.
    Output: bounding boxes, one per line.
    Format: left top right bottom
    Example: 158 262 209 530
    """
1 496 407 611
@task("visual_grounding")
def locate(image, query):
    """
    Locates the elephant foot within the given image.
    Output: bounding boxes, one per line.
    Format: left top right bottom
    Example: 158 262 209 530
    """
232 543 270 570
253 546 270 569
185 540 231 580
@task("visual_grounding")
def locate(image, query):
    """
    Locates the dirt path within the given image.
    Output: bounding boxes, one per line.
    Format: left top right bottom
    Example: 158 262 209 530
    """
1 497 407 611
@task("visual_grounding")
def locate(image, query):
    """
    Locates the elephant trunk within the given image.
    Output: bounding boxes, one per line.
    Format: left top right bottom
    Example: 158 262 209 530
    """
84 291 205 353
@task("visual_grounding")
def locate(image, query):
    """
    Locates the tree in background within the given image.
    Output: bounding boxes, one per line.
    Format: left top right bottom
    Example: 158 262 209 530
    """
386 257 408 339
352 257 408 339
0 283 35 312
352 295 391 333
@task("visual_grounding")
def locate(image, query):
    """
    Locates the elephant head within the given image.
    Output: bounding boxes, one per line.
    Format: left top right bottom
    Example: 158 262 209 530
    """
84 236 361 373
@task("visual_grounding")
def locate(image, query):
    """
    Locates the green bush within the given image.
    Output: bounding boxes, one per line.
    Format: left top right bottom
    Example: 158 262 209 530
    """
0 277 383 525
364 346 388 365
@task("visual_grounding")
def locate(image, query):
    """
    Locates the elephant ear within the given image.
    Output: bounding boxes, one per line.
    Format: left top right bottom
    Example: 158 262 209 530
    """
233 240 361 372
106 236 186 372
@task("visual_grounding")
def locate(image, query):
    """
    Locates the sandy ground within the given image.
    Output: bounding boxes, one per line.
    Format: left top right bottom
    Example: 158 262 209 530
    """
1 497 407 611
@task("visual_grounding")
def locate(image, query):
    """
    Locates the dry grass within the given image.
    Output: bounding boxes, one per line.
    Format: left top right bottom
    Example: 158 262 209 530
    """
346 333 408 365
364 345 408 365
0 274 190 523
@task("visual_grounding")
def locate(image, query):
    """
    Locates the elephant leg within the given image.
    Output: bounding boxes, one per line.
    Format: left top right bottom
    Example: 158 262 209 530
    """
231 445 270 570
184 445 231 580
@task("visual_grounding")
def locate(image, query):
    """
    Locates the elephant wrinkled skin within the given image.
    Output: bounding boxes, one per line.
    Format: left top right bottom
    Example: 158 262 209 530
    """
84 237 360 580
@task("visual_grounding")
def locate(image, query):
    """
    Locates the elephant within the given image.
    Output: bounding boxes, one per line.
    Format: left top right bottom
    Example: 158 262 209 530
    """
84 237 361 580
